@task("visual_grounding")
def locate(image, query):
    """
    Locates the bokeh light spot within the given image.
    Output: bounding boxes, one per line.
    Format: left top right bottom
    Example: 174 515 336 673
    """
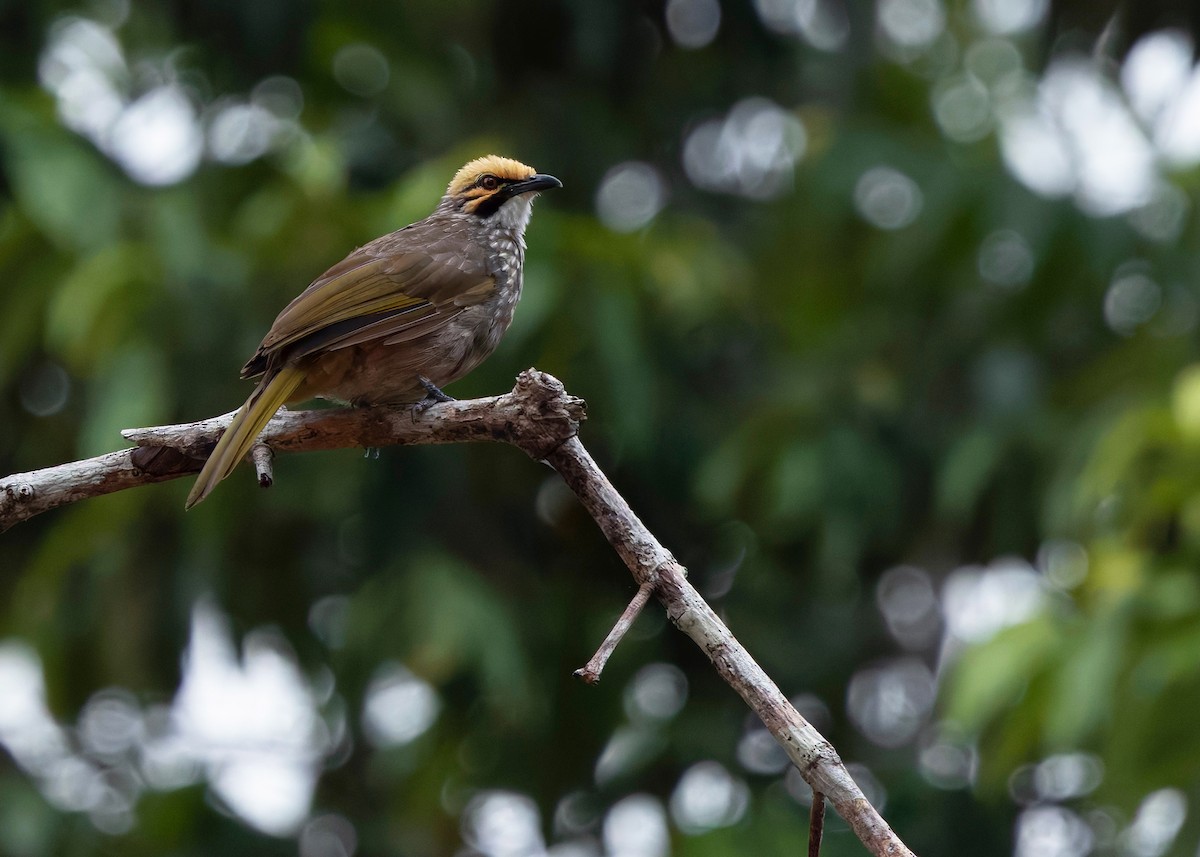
997 105 1074 198
669 761 750 833
919 731 977 789
1121 30 1200 166
603 794 668 857
683 98 806 199
211 759 316 838
553 791 601 838
753 0 848 50
108 85 203 186
362 663 440 748
876 565 940 650
942 558 1044 643
846 658 936 748
736 727 790 774
1104 267 1162 336
1015 806 1093 857
462 791 546 857
332 43 390 97
38 17 126 142
665 0 721 49
853 166 923 230
78 690 142 757
1121 30 1192 125
172 602 332 836
933 74 992 142
624 663 688 722
208 101 278 165
253 75 304 120
1037 539 1089 590
970 0 1047 35
1122 789 1186 857
964 38 1023 86
535 476 577 526
877 0 946 51
1127 181 1190 243
977 229 1034 288
41 756 107 813
18 361 71 417
594 726 663 786
595 162 668 233
300 814 358 857
1035 753 1104 801
1000 59 1156 215
308 595 351 650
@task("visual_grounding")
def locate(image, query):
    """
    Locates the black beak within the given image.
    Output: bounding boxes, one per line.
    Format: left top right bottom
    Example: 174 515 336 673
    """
505 173 563 197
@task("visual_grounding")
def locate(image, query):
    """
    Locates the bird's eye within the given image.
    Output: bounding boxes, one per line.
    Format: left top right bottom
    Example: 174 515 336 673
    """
480 175 500 191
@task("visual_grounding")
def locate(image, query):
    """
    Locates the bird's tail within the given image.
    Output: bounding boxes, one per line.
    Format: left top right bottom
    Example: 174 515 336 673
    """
185 365 304 509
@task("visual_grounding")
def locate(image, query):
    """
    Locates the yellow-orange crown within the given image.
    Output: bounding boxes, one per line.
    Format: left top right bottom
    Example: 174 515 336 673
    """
447 155 536 196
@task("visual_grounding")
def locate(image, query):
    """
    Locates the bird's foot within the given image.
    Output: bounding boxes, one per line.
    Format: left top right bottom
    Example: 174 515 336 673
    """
411 377 455 418
418 376 455 403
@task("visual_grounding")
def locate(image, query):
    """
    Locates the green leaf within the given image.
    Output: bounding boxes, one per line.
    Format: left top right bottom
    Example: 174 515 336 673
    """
942 616 1061 733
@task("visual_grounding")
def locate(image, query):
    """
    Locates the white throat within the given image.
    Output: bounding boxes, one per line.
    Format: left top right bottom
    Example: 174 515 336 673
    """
494 194 534 233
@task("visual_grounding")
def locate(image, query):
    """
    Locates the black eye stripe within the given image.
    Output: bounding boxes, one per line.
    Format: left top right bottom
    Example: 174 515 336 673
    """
471 191 507 218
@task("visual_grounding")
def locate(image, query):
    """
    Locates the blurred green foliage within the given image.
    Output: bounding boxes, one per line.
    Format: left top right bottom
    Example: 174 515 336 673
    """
4 0 1200 855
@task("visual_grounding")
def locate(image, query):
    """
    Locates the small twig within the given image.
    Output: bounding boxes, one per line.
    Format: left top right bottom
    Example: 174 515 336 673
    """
574 580 655 684
251 443 274 488
809 791 825 857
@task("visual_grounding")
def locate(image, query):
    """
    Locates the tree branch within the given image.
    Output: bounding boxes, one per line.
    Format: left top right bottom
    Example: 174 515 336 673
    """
0 369 583 532
541 433 915 856
1 368 916 856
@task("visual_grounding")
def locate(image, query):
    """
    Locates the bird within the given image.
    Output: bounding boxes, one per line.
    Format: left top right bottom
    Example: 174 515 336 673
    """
185 155 562 509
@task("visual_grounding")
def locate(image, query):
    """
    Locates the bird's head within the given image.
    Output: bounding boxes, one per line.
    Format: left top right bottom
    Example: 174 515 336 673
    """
443 155 562 229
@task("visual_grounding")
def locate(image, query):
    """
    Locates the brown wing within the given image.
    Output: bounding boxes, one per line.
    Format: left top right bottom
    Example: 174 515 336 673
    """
240 218 492 379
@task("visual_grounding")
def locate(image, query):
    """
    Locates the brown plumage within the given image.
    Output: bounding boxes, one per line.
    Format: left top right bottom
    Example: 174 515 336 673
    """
186 155 561 509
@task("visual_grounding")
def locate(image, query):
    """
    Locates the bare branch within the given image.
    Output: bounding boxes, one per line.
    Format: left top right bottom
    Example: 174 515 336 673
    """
574 580 656 684
1 368 917 855
543 435 916 857
1 370 583 532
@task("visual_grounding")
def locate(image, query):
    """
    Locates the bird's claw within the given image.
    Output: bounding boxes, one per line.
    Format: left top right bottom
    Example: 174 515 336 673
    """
411 377 455 419
418 376 455 403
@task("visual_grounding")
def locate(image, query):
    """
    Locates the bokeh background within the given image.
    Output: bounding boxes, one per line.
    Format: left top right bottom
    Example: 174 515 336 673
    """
3 0 1200 854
